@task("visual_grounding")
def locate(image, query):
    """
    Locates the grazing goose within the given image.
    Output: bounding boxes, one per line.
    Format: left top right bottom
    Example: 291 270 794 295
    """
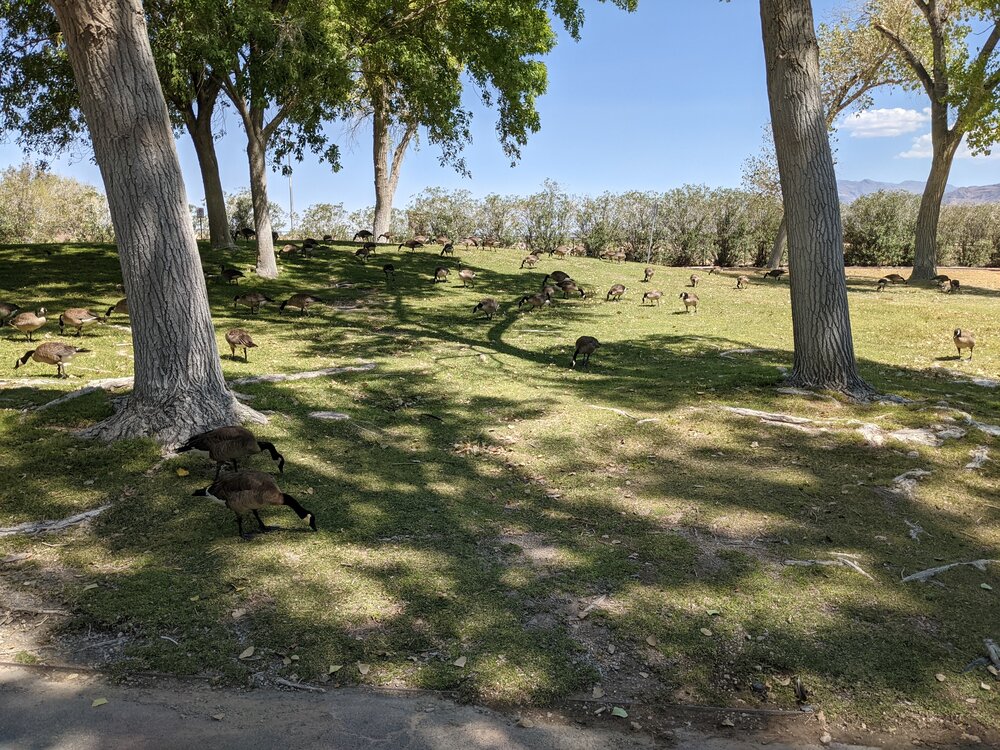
234 292 273 314
382 264 396 281
440 243 455 256
953 329 975 360
520 255 538 269
606 284 626 301
518 292 551 311
931 274 950 283
679 291 699 312
457 262 477 287
432 266 450 283
641 290 663 306
106 298 129 317
642 267 654 283
708 265 722 275
178 425 284 480
192 470 316 539
883 273 906 284
220 265 245 284
689 274 701 287
571 336 600 368
377 232 392 242
0 302 20 321
542 271 572 287
558 279 585 298
59 308 105 336
225 328 257 361
876 278 888 292
15 341 89 378
473 297 500 320
762 268 786 281
736 275 750 290
279 293 323 315
947 278 961 293
9 308 48 340
400 239 425 251
353 229 373 242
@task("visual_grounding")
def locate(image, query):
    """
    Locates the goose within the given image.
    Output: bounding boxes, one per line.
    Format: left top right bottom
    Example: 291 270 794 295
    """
689 274 701 287
641 290 663 306
15 341 89 378
883 273 906 284
953 329 975 360
520 255 538 269
377 232 392 242
679 291 699 312
0 302 20 321
279 294 323 315
9 308 48 340
59 308 105 336
542 271 571 287
355 247 373 262
353 230 373 242
234 292 273 314
225 328 257 361
220 265 245 284
192 470 316 539
571 336 599 368
382 264 396 281
432 266 450 283
106 298 128 317
948 279 961 293
473 297 500 320
606 284 627 301
400 239 424 250
708 265 722 275
736 275 750 290
931 274 950 283
440 243 455 256
642 267 654 282
457 263 476 287
876 278 888 292
518 292 551 311
558 279 585 298
178 426 284 480
762 268 786 280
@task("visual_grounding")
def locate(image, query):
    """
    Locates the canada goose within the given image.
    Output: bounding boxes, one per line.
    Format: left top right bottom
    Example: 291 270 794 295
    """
462 236 480 248
736 275 750 290
303 237 318 247
641 290 663 306
178 426 285 480
609 251 626 263
106 298 128 317
322 234 333 242
551 245 569 259
432 266 450 283
377 232 392 242
457 262 477 287
939 280 950 293
400 239 425 251
279 293 323 315
518 292 551 311
606 284 627 301
558 279 584 298
192 471 316 539
382 264 396 281
238 227 255 241
435 235 450 245
353 229 373 242
642 267 654 282
953 328 975 360
225 328 257 361
571 336 599 368
884 273 906 284
9 308 47 341
520 255 538 269
220 265 245 284
15 341 88 378
542 271 571 287
709 265 722 275
355 247 373 262
762 268 786 280
680 291 699 312
473 297 500 320
876 278 888 292
440 243 455 256
948 279 961 293
931 274 950 283
0 302 20 321
234 292 273 314
689 274 701 287
414 235 430 244
59 308 105 336
280 243 299 254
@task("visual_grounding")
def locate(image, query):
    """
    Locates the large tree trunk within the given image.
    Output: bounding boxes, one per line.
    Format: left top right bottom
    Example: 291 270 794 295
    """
760 0 874 399
246 121 277 278
767 215 787 268
372 86 415 239
49 0 260 444
184 102 235 251
911 132 960 281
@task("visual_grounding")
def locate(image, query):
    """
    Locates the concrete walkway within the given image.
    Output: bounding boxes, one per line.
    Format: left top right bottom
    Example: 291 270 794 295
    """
0 665 868 749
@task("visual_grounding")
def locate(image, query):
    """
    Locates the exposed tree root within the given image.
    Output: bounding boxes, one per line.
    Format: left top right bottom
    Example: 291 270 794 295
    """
783 552 874 579
902 559 999 583
231 362 375 385
309 411 350 421
0 505 110 537
587 405 659 424
34 377 134 412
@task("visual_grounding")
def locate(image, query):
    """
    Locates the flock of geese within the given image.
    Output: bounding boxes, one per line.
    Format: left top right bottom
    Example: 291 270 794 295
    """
0 237 981 536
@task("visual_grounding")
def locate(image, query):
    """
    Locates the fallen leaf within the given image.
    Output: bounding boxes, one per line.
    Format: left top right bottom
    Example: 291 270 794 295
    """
645 635 658 647
328 665 343 674
290 655 299 661
282 657 292 666
611 707 629 718
592 686 605 699
607 644 616 654
212 714 224 721
231 609 247 620
453 656 467 668
238 646 255 659
91 698 108 708
82 583 98 591
305 487 314 495
720 717 735 728
700 628 713 637
935 673 947 682
981 682 992 691
189 595 200 602
981 583 993 591
988 665 999 677
630 721 642 731
176 468 189 477
357 662 370 675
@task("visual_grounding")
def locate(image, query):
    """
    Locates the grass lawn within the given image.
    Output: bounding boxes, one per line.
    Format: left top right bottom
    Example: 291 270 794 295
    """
1 241 998 741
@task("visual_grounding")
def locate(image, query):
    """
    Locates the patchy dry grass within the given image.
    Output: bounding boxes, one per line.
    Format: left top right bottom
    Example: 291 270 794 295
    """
0 241 998 740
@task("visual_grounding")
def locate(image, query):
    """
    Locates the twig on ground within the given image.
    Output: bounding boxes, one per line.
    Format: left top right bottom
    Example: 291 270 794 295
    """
231 362 375 386
274 678 326 693
902 559 999 583
0 505 111 537
588 405 658 423
783 553 874 580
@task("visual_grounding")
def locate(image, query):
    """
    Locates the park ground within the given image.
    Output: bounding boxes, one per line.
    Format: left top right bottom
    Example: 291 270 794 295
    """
0 242 998 748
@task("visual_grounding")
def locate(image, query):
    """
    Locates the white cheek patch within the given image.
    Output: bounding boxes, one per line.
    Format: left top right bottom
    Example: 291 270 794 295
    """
187 449 211 458
205 491 226 507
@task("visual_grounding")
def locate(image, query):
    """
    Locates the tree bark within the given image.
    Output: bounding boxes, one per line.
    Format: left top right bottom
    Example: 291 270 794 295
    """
246 122 277 278
372 84 416 239
49 0 257 444
179 87 235 251
767 215 787 268
760 0 875 399
911 98 960 280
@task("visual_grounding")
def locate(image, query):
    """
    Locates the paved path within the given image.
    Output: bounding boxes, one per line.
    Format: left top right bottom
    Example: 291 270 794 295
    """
0 665 869 749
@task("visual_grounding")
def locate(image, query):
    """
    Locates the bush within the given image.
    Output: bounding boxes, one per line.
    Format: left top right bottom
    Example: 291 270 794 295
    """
842 191 919 266
0 163 113 243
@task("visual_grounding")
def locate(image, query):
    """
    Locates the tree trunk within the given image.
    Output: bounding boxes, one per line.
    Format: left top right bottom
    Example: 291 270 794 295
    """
49 0 260 444
372 86 415 239
911 134 960 281
767 215 787 268
185 109 235 251
247 123 277 278
760 0 874 399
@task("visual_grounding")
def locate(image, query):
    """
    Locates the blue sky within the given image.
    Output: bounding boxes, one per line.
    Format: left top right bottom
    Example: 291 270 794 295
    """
2 0 998 214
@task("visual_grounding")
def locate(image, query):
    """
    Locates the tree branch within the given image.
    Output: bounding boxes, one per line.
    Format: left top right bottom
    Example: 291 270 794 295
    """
873 21 935 97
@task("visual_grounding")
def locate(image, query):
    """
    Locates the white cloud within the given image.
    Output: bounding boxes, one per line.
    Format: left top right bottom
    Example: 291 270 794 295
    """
839 107 930 138
898 132 1000 160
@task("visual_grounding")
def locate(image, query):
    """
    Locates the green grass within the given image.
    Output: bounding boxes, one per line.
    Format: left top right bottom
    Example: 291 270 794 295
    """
1 241 998 733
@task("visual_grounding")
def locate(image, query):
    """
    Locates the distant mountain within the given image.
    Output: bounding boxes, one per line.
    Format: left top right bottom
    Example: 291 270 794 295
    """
837 179 1000 205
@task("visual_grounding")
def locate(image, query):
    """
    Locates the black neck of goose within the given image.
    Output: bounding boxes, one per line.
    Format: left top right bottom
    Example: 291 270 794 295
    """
258 441 285 472
18 350 35 365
